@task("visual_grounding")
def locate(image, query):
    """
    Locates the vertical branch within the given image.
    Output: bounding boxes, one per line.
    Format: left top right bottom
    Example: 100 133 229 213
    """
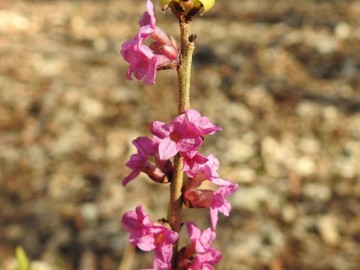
177 16 194 113
169 15 195 267
169 155 184 233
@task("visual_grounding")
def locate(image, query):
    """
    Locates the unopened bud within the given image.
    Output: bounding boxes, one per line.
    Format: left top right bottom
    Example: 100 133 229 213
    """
184 189 213 208
179 0 194 11
195 0 215 15
162 0 215 17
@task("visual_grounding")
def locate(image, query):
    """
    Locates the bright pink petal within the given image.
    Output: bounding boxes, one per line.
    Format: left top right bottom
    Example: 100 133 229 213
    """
158 138 178 160
210 183 238 228
184 222 221 269
122 169 141 186
151 121 171 139
185 109 222 135
142 55 158 84
152 259 171 270
121 205 152 240
194 248 222 269
121 211 139 232
125 154 146 169
121 36 158 85
137 234 157 251
122 151 149 186
139 0 156 28
177 137 203 152
121 205 178 264
198 228 216 251
210 178 232 186
209 207 219 230
133 136 157 156
185 154 219 179
152 225 178 266
186 222 216 253
187 222 202 243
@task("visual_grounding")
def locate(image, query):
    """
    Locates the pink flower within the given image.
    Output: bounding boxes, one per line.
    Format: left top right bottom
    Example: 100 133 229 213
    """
190 248 222 270
151 115 204 160
147 260 172 270
187 222 216 253
120 0 179 85
121 205 178 268
210 182 238 229
178 222 222 269
183 154 223 208
151 110 220 161
121 37 159 85
185 109 222 136
182 154 238 228
121 205 154 250
184 154 220 180
139 0 156 29
184 180 238 229
122 137 158 186
182 151 208 173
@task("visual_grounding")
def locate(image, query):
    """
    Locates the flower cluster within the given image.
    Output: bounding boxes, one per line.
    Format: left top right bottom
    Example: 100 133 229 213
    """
120 0 179 85
177 222 222 270
122 109 221 186
183 154 238 229
121 205 178 269
121 109 238 269
120 0 237 269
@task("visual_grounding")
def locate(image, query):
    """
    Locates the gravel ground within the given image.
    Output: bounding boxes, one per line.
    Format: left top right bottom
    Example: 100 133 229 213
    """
0 0 360 269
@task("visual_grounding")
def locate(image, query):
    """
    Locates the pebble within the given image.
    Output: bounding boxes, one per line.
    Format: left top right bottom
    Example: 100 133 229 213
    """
317 215 340 245
0 11 31 32
303 183 331 201
294 156 316 176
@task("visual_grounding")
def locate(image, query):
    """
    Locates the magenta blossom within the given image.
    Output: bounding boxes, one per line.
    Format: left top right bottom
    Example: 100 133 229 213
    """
182 154 238 228
182 154 224 209
120 0 179 84
185 109 222 136
121 204 154 250
210 182 238 229
183 180 238 229
178 222 222 269
122 136 158 186
187 222 216 253
121 37 158 85
182 151 208 173
151 110 221 161
121 205 178 268
189 248 223 270
184 154 220 180
151 116 203 160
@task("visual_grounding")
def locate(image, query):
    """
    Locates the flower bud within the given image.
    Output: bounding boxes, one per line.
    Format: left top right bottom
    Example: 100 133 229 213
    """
178 0 194 11
150 42 179 61
161 0 215 17
197 0 215 15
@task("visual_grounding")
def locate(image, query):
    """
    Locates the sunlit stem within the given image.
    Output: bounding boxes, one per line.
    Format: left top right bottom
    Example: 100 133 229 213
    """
169 14 194 267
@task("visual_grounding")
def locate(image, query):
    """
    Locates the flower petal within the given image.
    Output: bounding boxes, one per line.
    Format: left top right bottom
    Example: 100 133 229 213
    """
158 138 178 160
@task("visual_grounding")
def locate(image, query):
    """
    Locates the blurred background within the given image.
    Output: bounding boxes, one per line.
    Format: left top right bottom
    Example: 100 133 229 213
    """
0 0 360 269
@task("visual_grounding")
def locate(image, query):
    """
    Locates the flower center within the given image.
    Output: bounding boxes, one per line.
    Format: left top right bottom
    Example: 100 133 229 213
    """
156 232 164 244
170 132 180 142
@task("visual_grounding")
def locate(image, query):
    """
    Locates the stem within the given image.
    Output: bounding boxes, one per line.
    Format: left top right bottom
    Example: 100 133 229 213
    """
169 15 194 268
169 154 183 251
177 16 194 113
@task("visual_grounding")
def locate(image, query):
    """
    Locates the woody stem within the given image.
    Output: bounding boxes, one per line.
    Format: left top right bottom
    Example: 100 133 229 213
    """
169 14 194 267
